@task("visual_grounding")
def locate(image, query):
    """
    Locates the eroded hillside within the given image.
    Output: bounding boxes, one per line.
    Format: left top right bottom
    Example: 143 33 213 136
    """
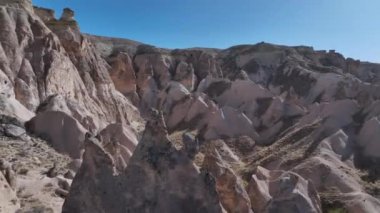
0 1 380 212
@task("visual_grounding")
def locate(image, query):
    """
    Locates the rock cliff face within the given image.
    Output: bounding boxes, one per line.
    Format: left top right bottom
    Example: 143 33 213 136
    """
1 1 380 212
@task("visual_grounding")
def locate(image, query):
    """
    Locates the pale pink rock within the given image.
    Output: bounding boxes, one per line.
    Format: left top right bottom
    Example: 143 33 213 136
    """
174 61 196 91
216 79 272 107
340 192 380 213
134 53 172 93
63 113 224 213
202 147 253 213
98 123 138 170
247 166 322 213
357 117 380 158
26 111 87 158
293 155 362 194
107 52 139 102
319 129 348 156
204 106 258 140
298 100 359 134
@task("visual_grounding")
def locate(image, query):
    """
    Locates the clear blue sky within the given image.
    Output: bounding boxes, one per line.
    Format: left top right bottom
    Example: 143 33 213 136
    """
33 0 380 63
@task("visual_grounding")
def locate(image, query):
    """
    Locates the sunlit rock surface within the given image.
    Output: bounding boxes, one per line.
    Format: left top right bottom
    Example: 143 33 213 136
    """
0 1 380 212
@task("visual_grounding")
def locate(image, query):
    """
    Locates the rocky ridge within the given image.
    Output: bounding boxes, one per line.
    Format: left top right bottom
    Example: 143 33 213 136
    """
0 0 380 212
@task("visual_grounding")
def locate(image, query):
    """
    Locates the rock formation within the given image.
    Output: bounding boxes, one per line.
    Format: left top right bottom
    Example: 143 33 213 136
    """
25 111 87 158
247 166 322 213
0 0 380 212
63 112 224 213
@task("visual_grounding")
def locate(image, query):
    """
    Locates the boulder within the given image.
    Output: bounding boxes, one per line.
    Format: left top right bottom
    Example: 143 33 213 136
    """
0 124 26 138
0 96 35 123
26 111 87 158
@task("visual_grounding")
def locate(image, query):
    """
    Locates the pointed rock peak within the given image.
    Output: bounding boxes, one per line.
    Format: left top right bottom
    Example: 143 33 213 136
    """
131 109 178 169
64 111 224 213
82 134 117 175
60 8 75 21
117 120 224 213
